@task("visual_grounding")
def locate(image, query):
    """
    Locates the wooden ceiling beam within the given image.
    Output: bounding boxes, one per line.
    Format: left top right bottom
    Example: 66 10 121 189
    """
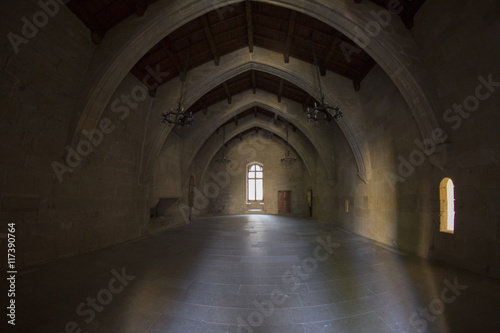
304 94 312 107
323 36 341 71
245 1 254 53
198 98 208 115
277 78 285 103
160 40 185 81
135 0 148 17
201 15 220 66
353 58 376 92
148 88 157 98
353 80 361 92
223 82 232 104
66 1 105 44
256 74 280 86
303 94 315 112
284 11 297 63
252 70 257 94
254 33 358 74
399 0 420 29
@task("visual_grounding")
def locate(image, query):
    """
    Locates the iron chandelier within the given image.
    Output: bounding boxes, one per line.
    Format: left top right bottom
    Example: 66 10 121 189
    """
161 46 194 127
306 40 343 125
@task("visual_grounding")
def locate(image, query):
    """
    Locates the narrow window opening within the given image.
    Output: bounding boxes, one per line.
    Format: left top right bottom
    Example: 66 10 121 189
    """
439 178 455 233
248 164 263 202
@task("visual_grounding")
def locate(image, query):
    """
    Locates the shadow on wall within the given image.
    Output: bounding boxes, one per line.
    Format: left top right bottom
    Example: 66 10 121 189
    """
149 198 187 233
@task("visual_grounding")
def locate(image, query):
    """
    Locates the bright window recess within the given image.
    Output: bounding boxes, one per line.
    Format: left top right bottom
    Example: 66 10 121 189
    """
248 164 263 201
440 178 455 234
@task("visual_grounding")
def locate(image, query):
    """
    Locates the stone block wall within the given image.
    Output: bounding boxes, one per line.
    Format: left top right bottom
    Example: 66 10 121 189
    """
1 1 93 267
331 0 500 277
413 0 500 275
196 131 310 216
0 2 151 268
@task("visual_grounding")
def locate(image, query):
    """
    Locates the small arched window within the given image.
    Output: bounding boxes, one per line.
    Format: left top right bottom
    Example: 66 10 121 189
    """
440 178 455 233
248 164 263 201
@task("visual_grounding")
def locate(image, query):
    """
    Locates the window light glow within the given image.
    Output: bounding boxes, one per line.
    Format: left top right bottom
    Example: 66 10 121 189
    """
440 178 455 234
248 164 263 201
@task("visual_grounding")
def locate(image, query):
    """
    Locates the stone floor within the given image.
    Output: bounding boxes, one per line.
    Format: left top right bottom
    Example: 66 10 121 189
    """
4 215 500 332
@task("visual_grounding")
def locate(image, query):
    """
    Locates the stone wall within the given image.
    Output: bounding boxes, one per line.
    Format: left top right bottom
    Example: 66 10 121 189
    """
152 128 321 223
333 64 431 254
413 0 500 275
331 0 500 277
2 0 499 278
1 1 93 267
152 131 182 200
200 131 310 216
0 2 151 268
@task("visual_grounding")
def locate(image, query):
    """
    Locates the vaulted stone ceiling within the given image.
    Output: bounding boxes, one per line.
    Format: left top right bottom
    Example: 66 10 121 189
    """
65 0 436 185
66 0 425 99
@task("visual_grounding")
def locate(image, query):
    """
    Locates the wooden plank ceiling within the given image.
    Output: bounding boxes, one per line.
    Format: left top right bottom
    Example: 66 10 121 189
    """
66 0 426 116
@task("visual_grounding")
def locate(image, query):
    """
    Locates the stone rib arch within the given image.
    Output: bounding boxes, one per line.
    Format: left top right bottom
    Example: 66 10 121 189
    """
195 119 318 189
71 0 446 181
153 89 337 185
71 0 441 139
146 48 367 183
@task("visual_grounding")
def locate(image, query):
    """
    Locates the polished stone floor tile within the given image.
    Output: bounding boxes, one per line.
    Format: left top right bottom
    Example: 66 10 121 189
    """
289 304 334 324
4 215 500 333
303 312 392 333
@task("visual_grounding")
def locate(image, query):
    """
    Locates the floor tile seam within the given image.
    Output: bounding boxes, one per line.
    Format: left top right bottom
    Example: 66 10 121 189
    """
192 281 242 287
302 289 374 301
149 317 231 331
196 304 298 312
200 308 297 326
292 316 337 325
328 308 378 321
302 310 382 325
306 281 372 291
181 299 295 310
372 309 402 332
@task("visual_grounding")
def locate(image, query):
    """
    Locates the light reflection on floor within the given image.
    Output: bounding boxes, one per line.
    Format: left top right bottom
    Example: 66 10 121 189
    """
7 215 500 333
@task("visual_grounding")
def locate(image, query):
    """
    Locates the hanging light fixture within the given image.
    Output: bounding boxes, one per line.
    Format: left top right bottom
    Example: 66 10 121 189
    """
281 125 297 164
161 44 194 127
215 126 231 164
306 39 343 125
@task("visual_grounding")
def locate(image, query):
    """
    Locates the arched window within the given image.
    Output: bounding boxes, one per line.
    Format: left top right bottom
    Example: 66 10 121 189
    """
440 178 455 233
248 164 263 201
